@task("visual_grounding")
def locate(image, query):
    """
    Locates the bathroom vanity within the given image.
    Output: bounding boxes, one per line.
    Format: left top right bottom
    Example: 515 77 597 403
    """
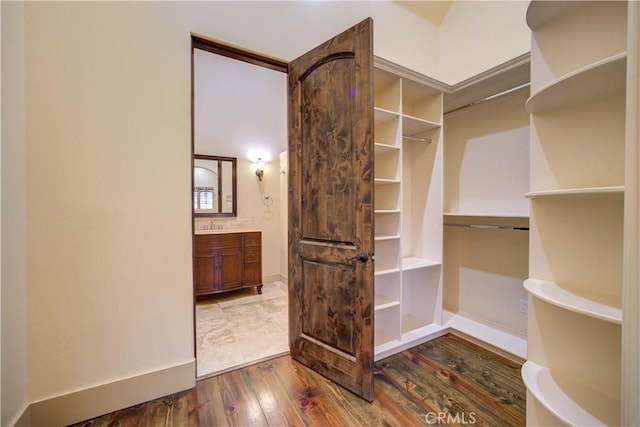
194 230 263 297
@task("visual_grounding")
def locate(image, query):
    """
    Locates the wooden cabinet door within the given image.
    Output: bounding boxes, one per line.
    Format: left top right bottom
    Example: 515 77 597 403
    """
288 18 375 401
194 255 216 295
217 247 243 291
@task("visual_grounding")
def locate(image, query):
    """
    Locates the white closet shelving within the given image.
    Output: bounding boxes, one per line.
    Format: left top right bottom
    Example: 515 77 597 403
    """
442 85 530 362
524 1 628 425
373 64 445 360
524 278 622 325
526 186 624 198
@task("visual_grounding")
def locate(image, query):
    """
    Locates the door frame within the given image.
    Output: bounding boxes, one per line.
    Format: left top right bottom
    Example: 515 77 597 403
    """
190 35 288 366
190 33 375 399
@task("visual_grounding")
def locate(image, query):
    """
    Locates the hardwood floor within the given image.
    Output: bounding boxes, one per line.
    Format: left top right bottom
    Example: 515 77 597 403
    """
72 334 525 426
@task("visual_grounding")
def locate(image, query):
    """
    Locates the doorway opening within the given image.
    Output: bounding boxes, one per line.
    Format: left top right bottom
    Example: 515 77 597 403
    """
191 36 289 379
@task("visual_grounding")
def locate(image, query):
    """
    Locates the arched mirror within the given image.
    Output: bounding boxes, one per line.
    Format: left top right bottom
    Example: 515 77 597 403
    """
193 155 237 217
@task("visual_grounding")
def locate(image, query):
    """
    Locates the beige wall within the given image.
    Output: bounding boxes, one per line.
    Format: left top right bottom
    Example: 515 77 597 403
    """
279 151 289 281
438 1 530 84
24 0 196 415
1 1 30 426
236 157 283 280
444 89 530 215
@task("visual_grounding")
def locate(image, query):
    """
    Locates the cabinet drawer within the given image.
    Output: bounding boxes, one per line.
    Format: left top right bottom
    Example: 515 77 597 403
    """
195 233 242 255
243 232 261 247
244 248 261 263
244 263 262 285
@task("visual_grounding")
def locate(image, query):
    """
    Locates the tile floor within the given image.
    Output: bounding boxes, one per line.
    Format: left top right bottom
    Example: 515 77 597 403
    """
195 281 289 378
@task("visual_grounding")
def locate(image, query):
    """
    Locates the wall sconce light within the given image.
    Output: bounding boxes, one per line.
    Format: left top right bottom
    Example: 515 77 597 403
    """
255 158 266 181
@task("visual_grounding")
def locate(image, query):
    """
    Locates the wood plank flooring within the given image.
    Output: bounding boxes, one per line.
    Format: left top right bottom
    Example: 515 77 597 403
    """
71 334 525 426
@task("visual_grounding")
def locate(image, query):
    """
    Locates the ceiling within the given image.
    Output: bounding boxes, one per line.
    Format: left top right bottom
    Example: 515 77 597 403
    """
395 1 453 26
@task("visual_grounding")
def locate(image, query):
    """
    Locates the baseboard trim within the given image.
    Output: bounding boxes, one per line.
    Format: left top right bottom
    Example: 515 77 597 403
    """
6 403 30 427
263 273 287 285
28 358 195 427
443 311 527 364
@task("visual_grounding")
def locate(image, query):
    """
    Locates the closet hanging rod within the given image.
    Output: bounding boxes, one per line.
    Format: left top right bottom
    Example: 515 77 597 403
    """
403 135 432 143
444 223 529 232
445 82 531 116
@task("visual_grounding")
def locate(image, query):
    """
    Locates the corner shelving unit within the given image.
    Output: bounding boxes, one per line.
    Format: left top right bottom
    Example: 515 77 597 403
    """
524 278 622 325
372 64 445 361
523 1 628 425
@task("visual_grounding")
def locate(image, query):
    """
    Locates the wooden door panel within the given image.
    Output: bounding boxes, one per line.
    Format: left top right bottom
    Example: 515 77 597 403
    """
288 18 374 401
301 260 355 355
300 57 356 243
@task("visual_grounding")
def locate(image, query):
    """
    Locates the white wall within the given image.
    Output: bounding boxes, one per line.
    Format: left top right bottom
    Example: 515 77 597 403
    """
438 1 530 84
1 2 29 425
14 1 441 423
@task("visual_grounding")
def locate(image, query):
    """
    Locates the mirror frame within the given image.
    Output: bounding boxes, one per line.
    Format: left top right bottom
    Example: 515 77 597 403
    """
193 154 237 217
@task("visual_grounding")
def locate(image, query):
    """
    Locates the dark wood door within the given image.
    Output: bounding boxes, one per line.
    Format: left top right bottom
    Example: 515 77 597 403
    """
288 18 375 401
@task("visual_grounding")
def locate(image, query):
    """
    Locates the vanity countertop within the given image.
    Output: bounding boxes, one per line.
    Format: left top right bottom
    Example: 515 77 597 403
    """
194 228 261 235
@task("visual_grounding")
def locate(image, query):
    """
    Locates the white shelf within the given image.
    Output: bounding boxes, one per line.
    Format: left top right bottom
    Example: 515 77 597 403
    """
522 361 620 427
526 186 624 198
374 107 399 124
402 257 440 271
375 323 446 361
374 178 400 185
402 114 440 137
443 213 529 229
374 264 400 276
524 278 622 324
374 332 400 349
374 337 402 358
374 142 400 153
526 53 627 114
526 1 588 30
374 294 400 311
374 234 400 241
401 320 443 341
443 212 528 218
374 209 400 214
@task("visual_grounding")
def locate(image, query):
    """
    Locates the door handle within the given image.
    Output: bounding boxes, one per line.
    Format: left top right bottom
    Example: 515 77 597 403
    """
355 252 369 263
